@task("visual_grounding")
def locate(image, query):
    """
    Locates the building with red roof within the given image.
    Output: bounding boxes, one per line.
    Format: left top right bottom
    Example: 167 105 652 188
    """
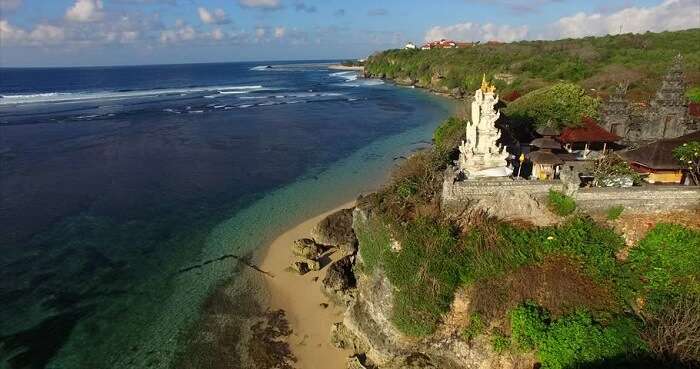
558 117 621 159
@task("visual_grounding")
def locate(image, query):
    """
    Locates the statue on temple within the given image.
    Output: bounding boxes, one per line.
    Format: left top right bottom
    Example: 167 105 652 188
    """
457 75 512 177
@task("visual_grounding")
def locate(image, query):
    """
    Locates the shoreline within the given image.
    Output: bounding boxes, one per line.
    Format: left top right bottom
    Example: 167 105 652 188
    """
328 64 365 71
253 201 357 369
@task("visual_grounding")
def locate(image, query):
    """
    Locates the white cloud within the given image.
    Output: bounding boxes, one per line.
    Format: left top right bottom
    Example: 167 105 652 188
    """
255 27 266 38
160 22 197 43
211 28 224 40
65 0 104 23
0 0 23 12
197 7 229 25
29 24 66 43
0 20 65 45
238 0 281 10
424 22 529 42
551 0 700 39
424 0 700 43
274 26 285 38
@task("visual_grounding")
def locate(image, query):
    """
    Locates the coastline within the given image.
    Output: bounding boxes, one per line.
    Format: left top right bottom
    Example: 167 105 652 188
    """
328 64 365 71
254 201 357 369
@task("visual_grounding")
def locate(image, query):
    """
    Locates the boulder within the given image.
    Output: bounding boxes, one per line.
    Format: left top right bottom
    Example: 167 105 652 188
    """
292 238 323 260
307 259 321 271
291 261 311 275
312 208 358 248
323 256 356 295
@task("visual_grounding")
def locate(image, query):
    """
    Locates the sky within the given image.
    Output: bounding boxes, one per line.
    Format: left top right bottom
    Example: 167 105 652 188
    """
0 0 698 67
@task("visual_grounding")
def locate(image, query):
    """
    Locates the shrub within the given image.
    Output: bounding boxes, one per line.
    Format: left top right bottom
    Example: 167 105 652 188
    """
461 313 485 342
491 333 511 354
687 86 700 103
510 302 549 350
375 150 446 222
627 223 700 311
643 294 700 365
510 304 646 369
673 141 700 185
547 189 577 216
606 205 624 220
433 117 466 151
593 154 642 187
504 82 600 129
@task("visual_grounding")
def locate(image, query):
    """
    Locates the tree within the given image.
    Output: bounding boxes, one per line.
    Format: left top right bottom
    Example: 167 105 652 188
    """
502 83 600 129
673 141 700 185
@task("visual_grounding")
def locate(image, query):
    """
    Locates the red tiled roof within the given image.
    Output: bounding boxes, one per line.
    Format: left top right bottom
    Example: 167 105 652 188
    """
690 102 700 117
558 117 621 143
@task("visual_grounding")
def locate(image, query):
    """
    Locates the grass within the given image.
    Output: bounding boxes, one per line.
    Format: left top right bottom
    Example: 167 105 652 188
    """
626 223 700 312
606 206 625 220
461 313 485 342
433 116 466 151
491 332 511 354
547 189 577 216
357 211 629 337
510 303 646 369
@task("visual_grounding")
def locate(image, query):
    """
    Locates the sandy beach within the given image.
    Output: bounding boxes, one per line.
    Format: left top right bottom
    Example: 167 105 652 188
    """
255 202 356 369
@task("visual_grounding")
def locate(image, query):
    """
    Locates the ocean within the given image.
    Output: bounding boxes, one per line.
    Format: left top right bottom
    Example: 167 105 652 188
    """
0 61 454 369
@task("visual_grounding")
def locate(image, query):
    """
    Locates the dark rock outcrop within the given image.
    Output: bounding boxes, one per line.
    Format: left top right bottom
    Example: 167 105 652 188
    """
312 208 358 250
322 256 356 299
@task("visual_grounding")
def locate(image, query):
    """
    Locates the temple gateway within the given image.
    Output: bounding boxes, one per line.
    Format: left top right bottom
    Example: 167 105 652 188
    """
457 76 512 177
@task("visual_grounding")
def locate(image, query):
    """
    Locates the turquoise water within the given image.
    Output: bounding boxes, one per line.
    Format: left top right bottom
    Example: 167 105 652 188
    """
0 62 454 368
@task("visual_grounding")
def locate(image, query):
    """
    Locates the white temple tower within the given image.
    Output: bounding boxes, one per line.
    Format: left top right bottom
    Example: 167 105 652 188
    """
458 75 511 177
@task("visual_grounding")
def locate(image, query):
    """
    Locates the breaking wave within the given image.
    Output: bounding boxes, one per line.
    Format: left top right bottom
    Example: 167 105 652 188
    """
0 85 266 105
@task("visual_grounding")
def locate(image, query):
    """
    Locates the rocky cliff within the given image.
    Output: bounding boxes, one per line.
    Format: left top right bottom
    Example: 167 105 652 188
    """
328 200 527 369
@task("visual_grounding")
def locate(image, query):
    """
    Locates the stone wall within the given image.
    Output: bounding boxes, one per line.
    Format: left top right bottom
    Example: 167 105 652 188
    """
442 175 700 215
574 186 700 212
441 176 563 212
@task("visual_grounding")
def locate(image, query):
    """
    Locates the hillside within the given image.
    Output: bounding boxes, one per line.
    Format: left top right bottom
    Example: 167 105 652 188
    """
364 28 700 101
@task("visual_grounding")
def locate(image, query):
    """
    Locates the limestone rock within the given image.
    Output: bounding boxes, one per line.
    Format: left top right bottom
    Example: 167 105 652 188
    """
474 190 558 226
312 208 358 248
323 256 356 295
292 238 323 260
307 259 321 271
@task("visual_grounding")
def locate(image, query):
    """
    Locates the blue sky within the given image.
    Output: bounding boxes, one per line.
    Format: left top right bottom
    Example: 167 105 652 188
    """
0 0 698 67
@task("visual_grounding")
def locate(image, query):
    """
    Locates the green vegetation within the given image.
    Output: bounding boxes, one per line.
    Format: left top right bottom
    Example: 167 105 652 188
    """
626 224 700 311
673 141 700 185
364 28 700 100
355 88 700 365
461 313 485 342
491 333 511 354
340 59 365 67
592 154 644 187
547 189 577 216
687 87 700 103
606 205 625 220
510 303 645 369
433 116 466 151
504 83 600 128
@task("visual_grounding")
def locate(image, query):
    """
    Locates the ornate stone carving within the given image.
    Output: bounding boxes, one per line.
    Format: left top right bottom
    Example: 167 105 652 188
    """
457 75 511 177
603 54 696 143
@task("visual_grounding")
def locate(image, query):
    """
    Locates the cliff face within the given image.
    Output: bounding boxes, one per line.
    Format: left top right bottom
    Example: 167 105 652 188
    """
331 203 519 369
